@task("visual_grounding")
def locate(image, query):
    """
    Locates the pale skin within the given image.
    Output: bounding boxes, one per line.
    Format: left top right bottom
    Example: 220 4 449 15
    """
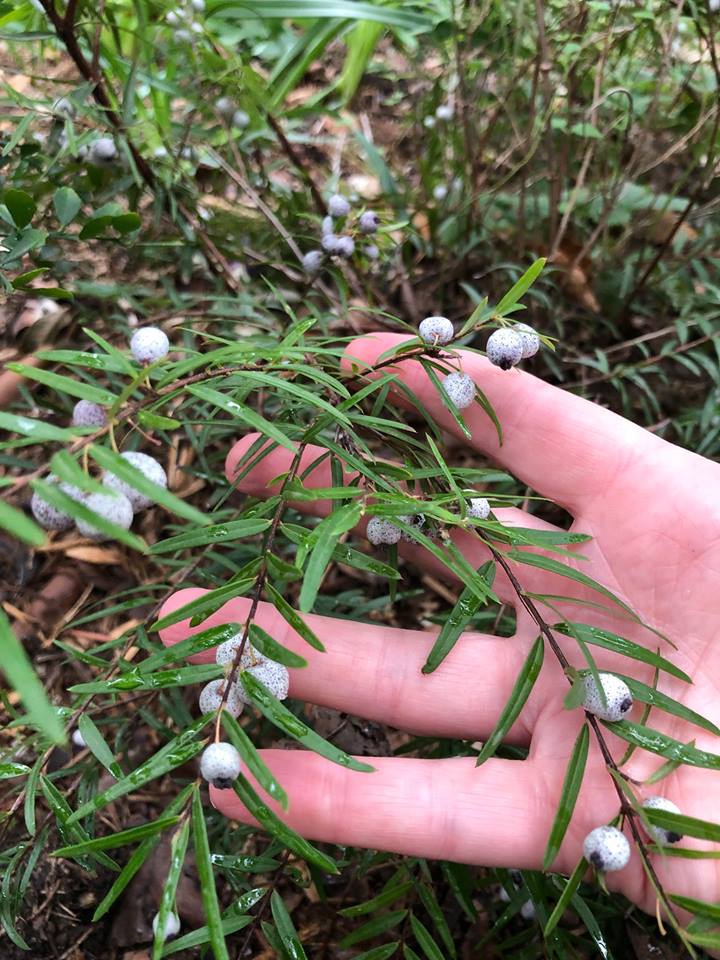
159 333 720 916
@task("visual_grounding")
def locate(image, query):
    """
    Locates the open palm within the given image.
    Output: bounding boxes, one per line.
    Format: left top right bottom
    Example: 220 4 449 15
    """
159 333 720 915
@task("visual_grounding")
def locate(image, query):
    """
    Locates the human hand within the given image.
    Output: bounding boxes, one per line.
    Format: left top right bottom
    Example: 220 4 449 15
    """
158 333 720 916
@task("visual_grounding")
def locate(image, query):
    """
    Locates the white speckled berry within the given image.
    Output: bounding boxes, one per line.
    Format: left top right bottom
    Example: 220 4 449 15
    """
321 233 340 253
173 28 192 41
433 184 448 201
583 825 630 872
198 679 244 717
398 514 426 544
130 326 169 364
200 741 242 788
359 211 380 234
216 96 235 118
328 194 350 217
245 659 290 701
419 316 454 346
53 96 76 119
514 323 540 359
153 911 180 939
467 497 490 520
321 216 334 235
232 109 249 129
215 636 262 670
190 0 205 10
71 729 86 747
75 491 133 541
365 244 379 260
643 796 683 845
442 371 475 410
31 477 85 531
72 399 107 428
88 137 117 165
166 9 180 24
582 672 633 722
335 235 355 258
520 900 536 921
103 451 167 511
302 250 324 274
366 516 401 545
486 329 524 370
423 116 436 129
435 103 454 120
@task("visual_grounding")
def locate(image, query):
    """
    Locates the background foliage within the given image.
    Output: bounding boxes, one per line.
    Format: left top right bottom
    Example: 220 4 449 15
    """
1 0 720 956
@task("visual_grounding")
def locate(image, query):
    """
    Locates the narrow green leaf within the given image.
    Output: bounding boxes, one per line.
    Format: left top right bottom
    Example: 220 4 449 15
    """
422 571 489 674
347 947 399 960
151 570 260 632
0 610 64 743
150 519 272 554
299 503 361 612
644 808 720 843
239 672 374 772
543 857 587 938
265 583 325 651
69 663 222 693
187 384 297 452
93 784 195 921
607 719 720 770
494 258 546 316
249 624 307 669
553 622 689 682
615 673 720 737
78 714 123 778
0 762 29 779
140 623 241 673
543 725 589 869
50 450 107 495
53 816 180 858
233 774 339 874
68 717 208 823
5 363 116 404
338 910 407 949
154 817 191 960
271 891 308 960
89 445 209 526
161 915 252 956
221 711 289 809
192 790 229 960
476 636 544 765
409 914 444 960
414 883 456 958
0 411 75 442
339 882 414 918
41 778 118 871
24 754 43 835
0 498 45 547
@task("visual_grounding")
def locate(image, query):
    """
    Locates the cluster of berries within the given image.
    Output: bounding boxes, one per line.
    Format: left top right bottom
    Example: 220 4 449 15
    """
416 316 541 411
30 327 171 539
579 672 683 872
198 636 290 719
423 102 454 129
366 497 489 547
165 0 205 42
215 96 250 131
302 193 380 274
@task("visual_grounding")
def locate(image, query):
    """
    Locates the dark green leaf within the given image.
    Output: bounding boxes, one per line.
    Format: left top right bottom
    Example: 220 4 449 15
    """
554 623 689 682
615 673 720 737
409 913 444 960
69 663 222 693
221 710 288 809
543 857 587 938
151 571 260 632
161 916 252 956
0 762 29 779
543 725 589 869
232 774 339 874
422 570 490 673
3 188 36 228
54 187 82 226
192 790 229 960
644 808 720 843
476 636 544 765
78 714 123 778
150 519 272 554
607 719 720 770
299 503 361 612
494 258 546 316
5 362 116 404
265 583 325 651
154 817 191 960
53 816 180 858
249 623 307 668
338 910 407 949
187 384 297 452
140 623 241 673
239 671 373 772
0 610 64 743
271 891 308 960
0 499 45 547
339 882 414 918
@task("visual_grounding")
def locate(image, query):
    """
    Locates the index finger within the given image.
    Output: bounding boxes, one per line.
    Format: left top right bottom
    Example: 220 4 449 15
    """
343 333 661 513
